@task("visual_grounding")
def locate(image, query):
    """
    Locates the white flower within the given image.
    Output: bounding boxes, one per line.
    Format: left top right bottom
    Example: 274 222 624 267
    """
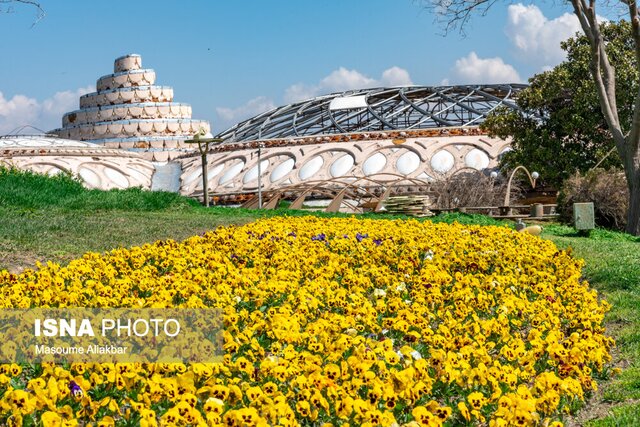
373 288 387 298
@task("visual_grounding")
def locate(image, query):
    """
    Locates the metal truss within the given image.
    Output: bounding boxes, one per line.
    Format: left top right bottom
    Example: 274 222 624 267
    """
216 84 526 143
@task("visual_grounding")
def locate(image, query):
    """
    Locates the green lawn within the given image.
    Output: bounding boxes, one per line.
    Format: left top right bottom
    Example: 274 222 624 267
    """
1 167 639 425
537 225 640 426
0 167 502 272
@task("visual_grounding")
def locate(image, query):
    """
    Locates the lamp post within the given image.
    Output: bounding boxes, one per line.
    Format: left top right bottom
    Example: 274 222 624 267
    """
501 166 539 216
257 142 265 209
185 130 223 207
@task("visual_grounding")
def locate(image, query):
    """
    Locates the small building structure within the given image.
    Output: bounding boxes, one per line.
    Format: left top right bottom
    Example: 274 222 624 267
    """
50 54 210 162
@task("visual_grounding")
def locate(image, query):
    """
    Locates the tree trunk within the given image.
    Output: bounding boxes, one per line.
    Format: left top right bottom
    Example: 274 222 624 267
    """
627 165 640 235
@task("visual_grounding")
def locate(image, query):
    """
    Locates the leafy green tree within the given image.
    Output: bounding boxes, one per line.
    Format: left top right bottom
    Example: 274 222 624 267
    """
424 0 640 235
482 21 635 188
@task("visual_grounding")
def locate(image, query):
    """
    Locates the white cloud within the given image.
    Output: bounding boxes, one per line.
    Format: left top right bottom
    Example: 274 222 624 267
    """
215 96 276 129
283 84 318 105
319 67 377 93
284 66 413 103
505 4 582 69
0 86 93 135
381 66 414 86
0 93 39 134
444 52 522 85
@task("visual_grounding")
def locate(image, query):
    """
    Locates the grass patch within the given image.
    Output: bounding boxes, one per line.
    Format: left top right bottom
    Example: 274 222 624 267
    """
0 168 258 270
601 367 640 403
0 208 261 271
0 205 504 272
586 403 640 427
540 225 640 426
0 166 197 211
543 224 640 292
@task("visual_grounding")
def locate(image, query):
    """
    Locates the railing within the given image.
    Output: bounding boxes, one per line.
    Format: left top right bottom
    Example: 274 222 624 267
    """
431 204 558 219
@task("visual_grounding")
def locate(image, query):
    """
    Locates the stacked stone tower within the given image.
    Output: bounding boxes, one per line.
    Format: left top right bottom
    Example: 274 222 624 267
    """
51 54 210 161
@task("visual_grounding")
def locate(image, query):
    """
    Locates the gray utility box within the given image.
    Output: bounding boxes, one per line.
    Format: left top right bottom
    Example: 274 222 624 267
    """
530 203 544 218
573 202 595 230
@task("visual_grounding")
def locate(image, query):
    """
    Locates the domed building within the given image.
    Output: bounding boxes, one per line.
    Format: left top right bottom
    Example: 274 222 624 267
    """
178 85 522 205
51 54 210 162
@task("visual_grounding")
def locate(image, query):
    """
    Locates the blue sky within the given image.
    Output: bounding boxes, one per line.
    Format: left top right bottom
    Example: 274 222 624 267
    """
0 0 585 134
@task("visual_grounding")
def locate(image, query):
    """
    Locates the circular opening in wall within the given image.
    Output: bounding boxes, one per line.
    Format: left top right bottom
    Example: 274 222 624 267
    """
78 167 101 188
184 163 224 186
430 150 455 174
330 153 355 177
396 150 420 175
298 156 324 180
243 160 269 184
46 167 64 176
104 167 130 188
270 158 295 182
219 161 245 185
465 149 490 170
362 152 387 176
498 147 512 161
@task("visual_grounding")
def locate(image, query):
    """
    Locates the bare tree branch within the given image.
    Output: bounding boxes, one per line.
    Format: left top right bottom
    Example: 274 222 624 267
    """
420 0 501 36
0 0 45 27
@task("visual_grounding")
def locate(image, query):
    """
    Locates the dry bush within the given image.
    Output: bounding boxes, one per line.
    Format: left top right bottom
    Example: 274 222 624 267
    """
558 168 629 230
430 171 521 209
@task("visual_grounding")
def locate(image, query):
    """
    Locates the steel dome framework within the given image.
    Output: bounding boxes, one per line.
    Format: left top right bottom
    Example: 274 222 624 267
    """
216 84 526 142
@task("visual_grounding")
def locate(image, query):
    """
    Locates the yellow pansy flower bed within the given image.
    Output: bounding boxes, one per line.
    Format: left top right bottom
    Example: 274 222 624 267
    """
0 217 612 426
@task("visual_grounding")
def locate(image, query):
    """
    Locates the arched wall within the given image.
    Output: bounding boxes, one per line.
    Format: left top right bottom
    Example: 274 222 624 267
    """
0 136 154 190
178 134 511 197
